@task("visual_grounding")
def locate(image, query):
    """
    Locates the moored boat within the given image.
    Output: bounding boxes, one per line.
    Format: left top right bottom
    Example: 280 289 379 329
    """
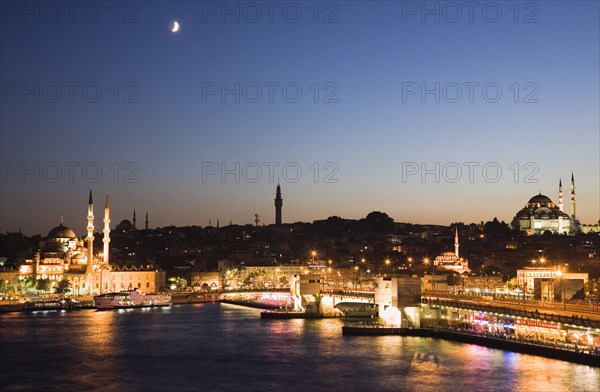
94 289 171 310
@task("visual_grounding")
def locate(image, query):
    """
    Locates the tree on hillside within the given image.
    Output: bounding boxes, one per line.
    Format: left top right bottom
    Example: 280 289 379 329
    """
483 218 511 239
363 211 395 233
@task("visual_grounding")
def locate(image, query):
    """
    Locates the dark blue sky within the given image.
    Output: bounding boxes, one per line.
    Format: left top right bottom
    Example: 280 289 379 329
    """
1 1 599 235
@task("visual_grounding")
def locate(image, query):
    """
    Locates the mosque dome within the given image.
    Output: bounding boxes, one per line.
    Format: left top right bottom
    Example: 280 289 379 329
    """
47 223 77 239
527 194 553 205
116 219 133 232
512 188 572 235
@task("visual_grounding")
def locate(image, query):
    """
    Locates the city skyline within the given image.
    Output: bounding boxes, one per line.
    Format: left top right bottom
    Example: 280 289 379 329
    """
2 177 597 236
2 2 599 389
1 2 599 234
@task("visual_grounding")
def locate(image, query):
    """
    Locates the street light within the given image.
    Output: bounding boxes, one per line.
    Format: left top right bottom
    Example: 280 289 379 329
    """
311 250 317 263
384 258 391 278
555 269 565 308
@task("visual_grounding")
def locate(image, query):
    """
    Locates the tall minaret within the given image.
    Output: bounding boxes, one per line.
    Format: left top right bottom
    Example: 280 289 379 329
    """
454 227 459 259
102 194 110 265
133 209 137 229
570 173 576 219
86 190 94 274
274 183 282 225
145 212 148 230
558 179 564 212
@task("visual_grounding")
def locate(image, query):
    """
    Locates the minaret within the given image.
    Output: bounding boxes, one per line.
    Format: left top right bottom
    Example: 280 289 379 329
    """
454 227 459 259
558 179 564 212
274 183 282 225
86 190 94 274
133 209 137 229
570 173 576 219
103 195 110 265
145 212 148 230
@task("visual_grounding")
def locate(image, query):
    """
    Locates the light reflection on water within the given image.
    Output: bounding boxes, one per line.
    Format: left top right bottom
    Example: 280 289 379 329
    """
1 303 598 391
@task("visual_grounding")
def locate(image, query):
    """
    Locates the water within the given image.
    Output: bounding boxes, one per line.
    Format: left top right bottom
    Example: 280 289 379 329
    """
1 303 598 391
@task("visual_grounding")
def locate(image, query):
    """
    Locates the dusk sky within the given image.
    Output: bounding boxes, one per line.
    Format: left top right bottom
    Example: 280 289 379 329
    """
1 1 599 235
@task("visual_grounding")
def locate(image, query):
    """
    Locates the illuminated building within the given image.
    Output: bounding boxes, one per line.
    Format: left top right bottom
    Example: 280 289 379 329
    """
190 271 222 291
511 177 577 235
516 267 588 300
434 228 470 274
15 191 165 295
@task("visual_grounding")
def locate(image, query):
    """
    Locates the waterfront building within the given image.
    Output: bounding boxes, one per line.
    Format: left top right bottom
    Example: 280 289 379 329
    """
222 264 329 290
13 192 165 295
190 271 222 291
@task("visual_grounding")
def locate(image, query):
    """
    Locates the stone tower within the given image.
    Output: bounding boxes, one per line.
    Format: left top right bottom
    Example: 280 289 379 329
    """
274 183 282 225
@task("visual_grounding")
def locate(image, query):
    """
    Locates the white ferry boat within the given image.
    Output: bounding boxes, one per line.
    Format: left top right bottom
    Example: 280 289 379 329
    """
94 289 171 310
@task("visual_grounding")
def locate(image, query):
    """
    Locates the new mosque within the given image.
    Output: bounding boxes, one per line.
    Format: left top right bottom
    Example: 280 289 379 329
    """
13 191 165 295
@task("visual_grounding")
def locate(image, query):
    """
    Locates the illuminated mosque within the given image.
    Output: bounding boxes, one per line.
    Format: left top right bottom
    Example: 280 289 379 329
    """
434 227 470 274
15 191 165 295
511 175 578 235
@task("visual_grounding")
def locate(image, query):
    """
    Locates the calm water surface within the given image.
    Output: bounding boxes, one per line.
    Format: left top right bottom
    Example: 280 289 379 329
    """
1 303 598 391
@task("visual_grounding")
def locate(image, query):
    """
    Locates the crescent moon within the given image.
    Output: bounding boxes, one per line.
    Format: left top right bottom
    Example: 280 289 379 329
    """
171 21 180 33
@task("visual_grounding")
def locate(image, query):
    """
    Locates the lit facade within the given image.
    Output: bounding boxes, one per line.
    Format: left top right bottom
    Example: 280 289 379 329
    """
516 267 588 299
15 192 166 296
433 228 470 274
511 177 577 235
190 271 222 291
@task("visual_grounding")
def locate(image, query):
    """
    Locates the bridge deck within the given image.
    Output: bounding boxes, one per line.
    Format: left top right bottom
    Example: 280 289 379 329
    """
423 296 600 330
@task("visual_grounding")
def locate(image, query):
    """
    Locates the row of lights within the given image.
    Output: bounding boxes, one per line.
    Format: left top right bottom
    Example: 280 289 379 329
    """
309 251 423 267
423 301 598 332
